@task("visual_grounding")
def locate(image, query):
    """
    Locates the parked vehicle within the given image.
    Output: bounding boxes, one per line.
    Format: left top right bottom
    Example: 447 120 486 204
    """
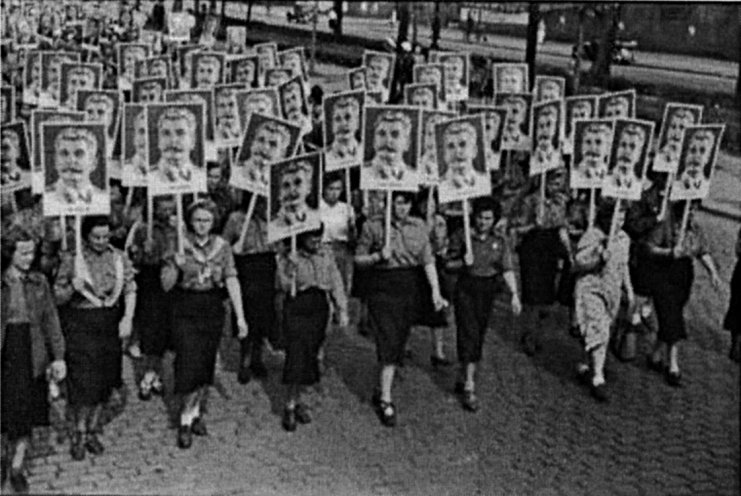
573 38 638 65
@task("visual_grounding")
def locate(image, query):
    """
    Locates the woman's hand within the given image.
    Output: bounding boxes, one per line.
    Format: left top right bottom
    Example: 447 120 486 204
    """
118 315 133 339
174 253 187 268
50 360 67 381
236 317 248 339
432 291 448 312
511 293 522 316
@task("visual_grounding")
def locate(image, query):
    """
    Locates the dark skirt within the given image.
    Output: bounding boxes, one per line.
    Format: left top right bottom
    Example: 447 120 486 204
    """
415 259 449 328
366 268 421 365
234 253 277 351
723 259 741 336
518 228 563 305
351 266 371 300
63 306 124 407
454 274 501 364
134 265 172 357
282 288 330 385
629 243 658 298
170 289 225 395
1 323 49 440
653 257 694 344
556 259 577 307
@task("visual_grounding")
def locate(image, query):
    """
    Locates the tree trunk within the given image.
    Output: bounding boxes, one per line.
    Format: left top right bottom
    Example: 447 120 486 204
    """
412 4 418 47
247 0 253 23
525 2 540 91
396 2 410 45
736 5 741 105
574 6 586 93
589 5 617 87
310 0 318 74
333 0 343 37
431 1 441 50
220 0 225 18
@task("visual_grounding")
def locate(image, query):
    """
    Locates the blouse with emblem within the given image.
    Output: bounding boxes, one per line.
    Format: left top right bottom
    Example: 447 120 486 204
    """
161 234 238 292
54 244 137 309
448 228 516 278
356 215 435 269
276 246 348 314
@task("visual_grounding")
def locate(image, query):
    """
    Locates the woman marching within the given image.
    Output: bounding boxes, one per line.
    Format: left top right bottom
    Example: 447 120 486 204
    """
645 201 721 386
1 227 66 493
355 191 447 427
276 225 348 431
572 202 634 402
160 200 248 449
447 198 521 411
54 216 137 461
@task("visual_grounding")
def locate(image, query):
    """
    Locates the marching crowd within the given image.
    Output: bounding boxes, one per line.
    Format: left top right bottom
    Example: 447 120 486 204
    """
1 1 740 494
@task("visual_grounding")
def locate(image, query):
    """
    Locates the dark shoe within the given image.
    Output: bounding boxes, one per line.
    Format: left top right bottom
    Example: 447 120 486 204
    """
70 432 85 461
1 457 7 487
84 433 104 455
665 370 682 388
590 383 609 403
138 379 152 401
151 377 164 396
431 356 452 368
377 401 396 427
282 407 297 432
569 325 581 339
647 355 664 373
454 382 465 395
237 363 252 384
371 389 382 407
9 468 28 494
461 391 479 412
295 404 312 424
191 417 207 436
729 341 740 363
576 366 591 385
177 425 192 449
521 333 538 356
249 361 268 379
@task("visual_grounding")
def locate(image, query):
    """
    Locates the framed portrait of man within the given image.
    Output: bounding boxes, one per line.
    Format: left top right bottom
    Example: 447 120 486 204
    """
121 103 148 187
669 124 724 201
165 89 215 142
439 52 469 102
365 91 383 105
278 75 312 135
75 89 121 158
466 105 507 171
1 86 13 124
176 44 200 88
533 75 566 103
213 83 244 148
265 68 293 88
190 52 225 89
529 99 564 176
419 110 456 184
404 83 438 110
653 103 704 174
226 26 247 50
570 119 614 190
146 102 207 195
362 50 395 103
58 62 102 110
492 63 529 96
167 11 194 43
564 95 598 154
236 88 281 130
1 122 32 194
435 115 490 204
132 76 167 103
30 109 85 193
41 122 109 216
230 112 302 196
603 118 654 201
254 42 278 87
22 50 42 105
598 90 636 120
278 47 308 82
135 55 173 87
229 54 259 88
267 152 322 243
348 67 367 91
323 89 365 172
413 63 446 108
361 105 421 192
40 51 80 106
494 93 532 151
117 42 149 89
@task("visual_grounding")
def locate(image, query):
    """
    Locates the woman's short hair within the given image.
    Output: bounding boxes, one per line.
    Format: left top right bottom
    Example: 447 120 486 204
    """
472 196 500 219
297 222 324 247
81 215 111 240
186 198 220 232
1 225 36 261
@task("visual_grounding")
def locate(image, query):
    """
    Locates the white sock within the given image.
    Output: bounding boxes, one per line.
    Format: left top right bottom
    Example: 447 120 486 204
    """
591 345 607 386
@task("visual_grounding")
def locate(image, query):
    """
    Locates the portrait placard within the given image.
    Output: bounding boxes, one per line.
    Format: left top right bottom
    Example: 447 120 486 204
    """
323 89 365 171
30 109 85 193
439 52 470 102
190 52 225 89
570 118 615 190
1 86 14 124
229 54 259 88
230 112 302 196
603 118 654 201
420 109 457 184
227 26 247 47
117 43 149 89
652 103 704 174
165 89 215 142
265 68 293 88
41 121 109 216
168 12 194 43
40 51 80 107
492 63 529 96
466 104 507 170
348 67 367 91
278 47 308 82
533 75 566 102
361 104 421 192
1 121 32 194
362 50 395 103
278 75 312 136
58 62 102 110
121 103 148 187
494 93 532 151
404 83 438 110
132 76 167 103
146 102 207 195
235 88 281 130
75 89 121 158
669 124 724 201
435 115 490 204
365 91 383 105
213 83 245 148
135 55 173 87
23 50 42 105
267 152 322 243
413 63 446 108
254 42 278 87
564 95 598 154
529 99 564 176
598 90 636 120
176 44 200 88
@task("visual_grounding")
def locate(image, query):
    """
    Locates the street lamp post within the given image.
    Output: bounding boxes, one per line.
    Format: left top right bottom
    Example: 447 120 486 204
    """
310 0 318 74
